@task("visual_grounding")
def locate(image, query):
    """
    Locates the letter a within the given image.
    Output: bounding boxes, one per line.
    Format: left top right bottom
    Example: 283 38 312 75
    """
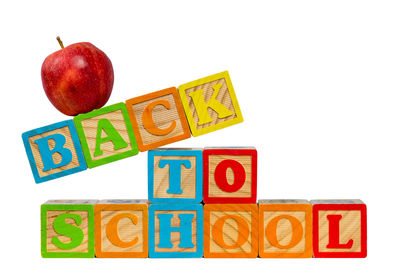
94 119 128 157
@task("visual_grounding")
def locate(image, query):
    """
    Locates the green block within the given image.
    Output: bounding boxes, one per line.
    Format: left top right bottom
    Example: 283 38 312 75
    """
41 200 96 258
73 102 139 168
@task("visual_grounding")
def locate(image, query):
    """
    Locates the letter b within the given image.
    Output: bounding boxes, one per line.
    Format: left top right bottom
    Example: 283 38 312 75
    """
34 134 73 171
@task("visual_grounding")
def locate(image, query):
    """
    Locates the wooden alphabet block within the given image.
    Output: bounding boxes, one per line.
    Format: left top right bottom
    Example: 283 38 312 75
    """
258 200 313 258
203 204 258 258
148 148 203 203
312 200 367 258
22 120 87 183
73 102 139 168
203 147 257 203
41 200 96 258
126 87 191 151
94 200 149 258
148 204 203 258
178 71 243 137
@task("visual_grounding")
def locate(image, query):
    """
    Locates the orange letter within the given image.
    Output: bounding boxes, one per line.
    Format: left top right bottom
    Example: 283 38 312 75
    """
142 100 176 135
212 215 249 249
106 213 139 248
265 215 303 249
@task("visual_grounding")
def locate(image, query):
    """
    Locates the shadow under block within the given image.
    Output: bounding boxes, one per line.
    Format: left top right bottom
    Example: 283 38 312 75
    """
312 200 367 258
203 204 258 258
203 148 257 203
258 200 313 258
22 120 87 183
126 87 191 151
94 200 149 258
41 200 96 258
178 71 243 137
149 204 203 258
148 148 203 203
73 102 139 168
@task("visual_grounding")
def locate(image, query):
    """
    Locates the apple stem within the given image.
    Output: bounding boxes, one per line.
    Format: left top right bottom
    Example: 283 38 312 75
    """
56 36 65 49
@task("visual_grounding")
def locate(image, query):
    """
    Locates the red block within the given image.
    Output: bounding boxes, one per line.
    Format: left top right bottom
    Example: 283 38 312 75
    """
203 147 257 203
312 200 367 258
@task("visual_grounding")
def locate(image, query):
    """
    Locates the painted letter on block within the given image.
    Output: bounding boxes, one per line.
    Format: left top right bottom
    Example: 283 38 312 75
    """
41 200 96 258
126 87 191 151
203 148 257 203
258 200 313 258
149 204 203 258
312 200 367 258
94 200 149 258
22 120 87 183
203 204 258 258
148 149 203 203
73 103 139 168
178 71 243 136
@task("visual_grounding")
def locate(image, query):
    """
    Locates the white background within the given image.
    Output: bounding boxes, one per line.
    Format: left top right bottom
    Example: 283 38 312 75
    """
0 0 399 270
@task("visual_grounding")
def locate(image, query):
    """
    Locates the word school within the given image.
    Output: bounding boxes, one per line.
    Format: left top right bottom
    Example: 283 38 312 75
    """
22 71 243 183
41 148 367 258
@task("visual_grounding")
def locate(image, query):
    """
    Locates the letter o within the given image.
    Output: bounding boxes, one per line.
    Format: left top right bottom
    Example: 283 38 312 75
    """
212 214 250 249
265 215 303 249
214 159 246 193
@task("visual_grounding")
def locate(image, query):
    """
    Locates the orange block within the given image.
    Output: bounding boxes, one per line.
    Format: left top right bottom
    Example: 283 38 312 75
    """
203 204 258 258
258 200 313 258
94 200 149 258
126 87 191 151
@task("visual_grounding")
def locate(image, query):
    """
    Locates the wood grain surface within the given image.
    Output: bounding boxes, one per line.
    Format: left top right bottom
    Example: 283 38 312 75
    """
258 200 312 257
154 210 198 253
153 155 197 199
28 126 80 177
184 78 236 130
204 204 258 258
317 210 362 253
208 155 253 198
46 210 89 253
80 110 133 161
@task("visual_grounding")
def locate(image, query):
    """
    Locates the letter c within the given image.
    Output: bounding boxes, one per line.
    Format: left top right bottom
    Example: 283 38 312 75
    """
106 213 139 248
142 100 176 135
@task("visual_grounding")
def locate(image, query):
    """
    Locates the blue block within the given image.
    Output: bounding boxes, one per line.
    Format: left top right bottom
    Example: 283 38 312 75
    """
149 204 203 258
22 120 87 183
148 149 203 203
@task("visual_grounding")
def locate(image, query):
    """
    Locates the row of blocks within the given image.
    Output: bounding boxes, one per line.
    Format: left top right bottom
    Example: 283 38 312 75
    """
22 71 243 183
41 199 367 258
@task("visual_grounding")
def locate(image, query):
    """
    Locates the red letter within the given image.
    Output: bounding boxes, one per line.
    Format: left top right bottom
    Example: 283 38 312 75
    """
214 159 246 192
326 214 353 249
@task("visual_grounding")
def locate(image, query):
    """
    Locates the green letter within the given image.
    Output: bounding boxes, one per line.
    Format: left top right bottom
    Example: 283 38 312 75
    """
94 119 128 156
52 213 84 250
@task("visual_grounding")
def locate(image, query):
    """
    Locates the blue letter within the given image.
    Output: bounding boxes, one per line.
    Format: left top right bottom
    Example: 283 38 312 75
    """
157 213 195 248
34 134 73 171
158 159 191 194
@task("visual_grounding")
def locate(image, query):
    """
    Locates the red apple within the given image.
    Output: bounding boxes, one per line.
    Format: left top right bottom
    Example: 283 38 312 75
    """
41 37 114 116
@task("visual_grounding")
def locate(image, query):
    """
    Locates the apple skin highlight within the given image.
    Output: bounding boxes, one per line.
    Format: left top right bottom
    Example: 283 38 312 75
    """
41 42 114 116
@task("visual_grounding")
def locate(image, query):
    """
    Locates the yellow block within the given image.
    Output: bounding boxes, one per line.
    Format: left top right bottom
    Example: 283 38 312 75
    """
178 71 243 136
